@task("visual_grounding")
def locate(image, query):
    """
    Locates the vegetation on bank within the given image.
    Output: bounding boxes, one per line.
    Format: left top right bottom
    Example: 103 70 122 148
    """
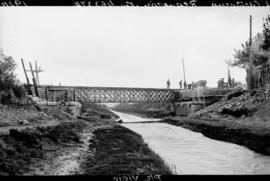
0 50 26 105
228 15 270 69
227 14 270 89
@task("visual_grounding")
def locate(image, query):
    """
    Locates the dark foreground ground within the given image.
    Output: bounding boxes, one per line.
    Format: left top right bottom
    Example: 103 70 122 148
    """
113 88 270 156
80 125 172 175
79 103 172 175
0 103 172 175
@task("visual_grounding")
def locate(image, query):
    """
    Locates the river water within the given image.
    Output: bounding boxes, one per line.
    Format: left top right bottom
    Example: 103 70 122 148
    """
112 111 270 175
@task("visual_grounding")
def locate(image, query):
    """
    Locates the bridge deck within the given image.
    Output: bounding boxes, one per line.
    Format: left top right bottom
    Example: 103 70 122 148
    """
33 85 237 103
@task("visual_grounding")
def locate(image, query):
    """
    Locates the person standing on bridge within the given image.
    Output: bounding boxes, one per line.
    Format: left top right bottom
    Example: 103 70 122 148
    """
167 79 171 89
184 80 187 90
179 80 182 90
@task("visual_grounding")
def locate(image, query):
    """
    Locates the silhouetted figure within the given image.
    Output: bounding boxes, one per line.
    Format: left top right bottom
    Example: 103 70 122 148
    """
184 81 187 89
167 79 171 89
179 80 182 90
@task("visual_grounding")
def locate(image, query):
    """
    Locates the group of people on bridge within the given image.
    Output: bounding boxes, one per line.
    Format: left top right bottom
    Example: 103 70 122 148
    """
217 78 237 88
166 79 195 90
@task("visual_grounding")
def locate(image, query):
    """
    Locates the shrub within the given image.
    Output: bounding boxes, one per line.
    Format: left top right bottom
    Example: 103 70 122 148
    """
0 50 26 104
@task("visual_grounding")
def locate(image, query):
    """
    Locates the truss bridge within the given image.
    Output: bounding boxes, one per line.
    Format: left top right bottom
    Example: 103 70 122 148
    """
36 86 178 103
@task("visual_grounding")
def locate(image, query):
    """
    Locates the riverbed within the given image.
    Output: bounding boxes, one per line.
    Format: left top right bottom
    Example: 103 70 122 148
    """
112 111 270 175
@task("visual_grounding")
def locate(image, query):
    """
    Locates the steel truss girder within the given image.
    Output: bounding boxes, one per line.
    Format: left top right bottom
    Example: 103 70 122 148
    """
74 87 176 103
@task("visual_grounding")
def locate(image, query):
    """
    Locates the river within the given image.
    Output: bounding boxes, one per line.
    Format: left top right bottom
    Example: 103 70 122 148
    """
111 111 270 175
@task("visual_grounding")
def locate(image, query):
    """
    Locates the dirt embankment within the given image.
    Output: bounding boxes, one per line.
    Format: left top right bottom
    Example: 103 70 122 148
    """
112 103 175 118
0 103 173 175
162 88 270 155
0 104 92 175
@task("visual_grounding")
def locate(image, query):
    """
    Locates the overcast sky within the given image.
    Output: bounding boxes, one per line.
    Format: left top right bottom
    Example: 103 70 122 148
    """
0 7 269 88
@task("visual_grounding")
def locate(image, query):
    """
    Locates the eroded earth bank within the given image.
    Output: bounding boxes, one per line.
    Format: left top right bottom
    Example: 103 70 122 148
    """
0 102 172 175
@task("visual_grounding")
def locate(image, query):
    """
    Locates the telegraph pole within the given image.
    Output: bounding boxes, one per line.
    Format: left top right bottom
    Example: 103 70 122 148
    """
182 58 186 83
26 61 43 86
35 60 39 85
21 58 32 95
248 15 254 90
29 62 39 97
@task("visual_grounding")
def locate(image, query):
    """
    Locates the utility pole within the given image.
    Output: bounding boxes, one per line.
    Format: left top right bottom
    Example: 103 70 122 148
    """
29 62 39 97
182 58 186 83
248 15 255 90
21 58 32 95
35 60 39 85
26 61 43 86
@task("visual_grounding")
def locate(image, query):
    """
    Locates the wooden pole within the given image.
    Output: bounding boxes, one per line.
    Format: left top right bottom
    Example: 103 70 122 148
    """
35 60 39 85
182 58 186 83
248 15 255 89
21 58 32 95
29 62 39 97
45 87 48 101
250 15 252 47
26 61 43 85
73 89 76 101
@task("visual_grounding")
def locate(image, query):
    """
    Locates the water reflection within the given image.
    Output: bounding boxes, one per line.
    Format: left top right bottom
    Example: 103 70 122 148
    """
112 111 270 175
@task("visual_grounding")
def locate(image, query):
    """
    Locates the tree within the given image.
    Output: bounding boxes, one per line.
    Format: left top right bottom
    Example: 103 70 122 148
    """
228 15 270 69
0 49 26 104
262 15 270 50
227 15 270 89
225 33 264 69
0 51 16 82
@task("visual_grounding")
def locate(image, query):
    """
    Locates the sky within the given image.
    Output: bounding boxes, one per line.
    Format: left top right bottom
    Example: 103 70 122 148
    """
0 7 269 88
